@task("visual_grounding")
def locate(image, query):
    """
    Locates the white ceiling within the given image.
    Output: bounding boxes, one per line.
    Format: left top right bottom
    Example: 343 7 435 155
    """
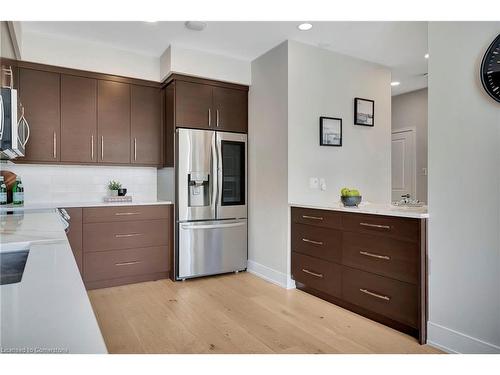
21 21 428 95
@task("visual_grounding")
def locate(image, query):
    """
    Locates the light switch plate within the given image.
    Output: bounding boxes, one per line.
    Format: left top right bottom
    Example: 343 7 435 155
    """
309 177 319 189
319 178 327 191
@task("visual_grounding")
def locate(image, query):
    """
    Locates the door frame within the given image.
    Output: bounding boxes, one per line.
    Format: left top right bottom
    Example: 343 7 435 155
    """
391 127 417 201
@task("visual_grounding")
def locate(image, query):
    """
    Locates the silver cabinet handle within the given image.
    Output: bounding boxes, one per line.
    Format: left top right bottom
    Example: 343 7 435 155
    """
115 233 141 238
360 222 391 230
302 215 324 221
208 108 211 127
216 109 219 127
302 269 324 278
115 260 142 266
302 238 324 246
360 288 391 301
114 212 140 216
101 136 104 160
91 135 94 160
53 132 57 158
359 250 391 260
134 137 137 161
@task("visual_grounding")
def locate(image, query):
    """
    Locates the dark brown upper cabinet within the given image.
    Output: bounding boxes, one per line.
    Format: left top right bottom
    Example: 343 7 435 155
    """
97 80 131 164
131 85 161 165
213 86 248 133
19 68 61 162
175 81 213 129
61 75 98 163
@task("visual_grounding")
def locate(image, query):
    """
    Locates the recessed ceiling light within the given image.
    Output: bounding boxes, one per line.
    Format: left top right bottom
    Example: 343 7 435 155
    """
390 81 401 87
298 23 313 31
185 21 207 31
424 53 429 59
145 21 157 23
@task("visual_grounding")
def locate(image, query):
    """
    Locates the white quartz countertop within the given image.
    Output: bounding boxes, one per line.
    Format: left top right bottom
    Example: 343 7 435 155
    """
0 199 173 212
290 202 428 219
0 210 108 354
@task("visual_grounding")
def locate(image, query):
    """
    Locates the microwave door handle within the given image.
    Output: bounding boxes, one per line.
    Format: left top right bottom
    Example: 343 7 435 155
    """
0 94 4 140
20 117 30 147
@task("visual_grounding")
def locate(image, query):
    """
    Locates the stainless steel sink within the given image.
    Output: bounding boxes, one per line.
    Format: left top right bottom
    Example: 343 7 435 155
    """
0 243 30 285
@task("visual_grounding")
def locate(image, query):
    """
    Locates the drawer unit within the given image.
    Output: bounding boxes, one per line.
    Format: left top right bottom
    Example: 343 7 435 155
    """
291 223 342 263
83 219 168 252
342 213 419 242
83 205 169 223
342 232 418 284
292 252 341 297
84 245 168 282
291 207 342 230
290 205 427 344
341 266 418 328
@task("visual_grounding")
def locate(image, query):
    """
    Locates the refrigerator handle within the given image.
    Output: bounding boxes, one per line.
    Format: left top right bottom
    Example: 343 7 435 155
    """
211 133 218 214
180 221 246 230
216 135 223 210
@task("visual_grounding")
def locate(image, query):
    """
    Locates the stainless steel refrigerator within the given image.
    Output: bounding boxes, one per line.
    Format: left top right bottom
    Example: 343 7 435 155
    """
176 128 247 280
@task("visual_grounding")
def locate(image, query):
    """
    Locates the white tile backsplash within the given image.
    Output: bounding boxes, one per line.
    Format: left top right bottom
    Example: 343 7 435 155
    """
1 162 158 204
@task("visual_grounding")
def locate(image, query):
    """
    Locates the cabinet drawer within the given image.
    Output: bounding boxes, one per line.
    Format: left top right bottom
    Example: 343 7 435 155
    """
342 232 418 284
292 252 341 297
342 213 419 242
342 266 417 327
84 246 168 282
83 205 170 223
291 207 342 230
83 219 168 252
291 223 341 263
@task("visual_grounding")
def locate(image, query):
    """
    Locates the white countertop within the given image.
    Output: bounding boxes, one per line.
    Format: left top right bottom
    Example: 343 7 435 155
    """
0 199 173 212
0 210 108 354
290 202 428 219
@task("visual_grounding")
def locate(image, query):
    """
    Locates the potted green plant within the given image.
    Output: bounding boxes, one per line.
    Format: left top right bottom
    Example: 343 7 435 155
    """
108 180 122 197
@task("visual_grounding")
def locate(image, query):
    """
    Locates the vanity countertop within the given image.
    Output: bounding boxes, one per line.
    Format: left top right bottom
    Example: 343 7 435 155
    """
0 210 107 354
289 202 428 219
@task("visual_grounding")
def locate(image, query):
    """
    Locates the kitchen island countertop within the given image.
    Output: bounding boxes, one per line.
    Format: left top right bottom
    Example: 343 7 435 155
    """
0 210 107 354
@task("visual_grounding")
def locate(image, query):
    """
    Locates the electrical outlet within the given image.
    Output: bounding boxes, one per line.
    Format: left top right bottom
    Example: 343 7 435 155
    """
309 177 319 189
319 178 327 191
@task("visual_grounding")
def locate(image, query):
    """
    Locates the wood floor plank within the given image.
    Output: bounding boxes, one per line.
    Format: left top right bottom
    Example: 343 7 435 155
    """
87 272 443 354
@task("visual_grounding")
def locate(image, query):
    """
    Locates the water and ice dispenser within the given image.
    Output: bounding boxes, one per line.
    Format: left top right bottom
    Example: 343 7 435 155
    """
187 172 210 207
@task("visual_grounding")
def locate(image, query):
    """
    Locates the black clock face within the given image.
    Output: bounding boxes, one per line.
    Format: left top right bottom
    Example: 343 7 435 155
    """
481 34 500 103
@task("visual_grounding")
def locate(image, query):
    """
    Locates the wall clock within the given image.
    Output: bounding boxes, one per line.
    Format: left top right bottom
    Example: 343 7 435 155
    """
480 34 500 103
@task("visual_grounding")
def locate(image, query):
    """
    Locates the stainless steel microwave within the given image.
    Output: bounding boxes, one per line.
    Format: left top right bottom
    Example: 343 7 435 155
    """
1 87 29 159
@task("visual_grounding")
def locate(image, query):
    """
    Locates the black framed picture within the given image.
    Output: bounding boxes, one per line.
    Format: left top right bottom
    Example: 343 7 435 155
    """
354 97 375 126
319 117 342 146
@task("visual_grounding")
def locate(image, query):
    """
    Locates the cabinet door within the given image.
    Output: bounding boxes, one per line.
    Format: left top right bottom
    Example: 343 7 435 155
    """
213 86 248 133
175 81 213 129
19 68 61 161
61 75 97 163
131 85 161 165
97 80 130 164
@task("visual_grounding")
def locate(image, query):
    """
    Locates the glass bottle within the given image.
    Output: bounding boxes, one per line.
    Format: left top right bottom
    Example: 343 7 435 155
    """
12 176 24 205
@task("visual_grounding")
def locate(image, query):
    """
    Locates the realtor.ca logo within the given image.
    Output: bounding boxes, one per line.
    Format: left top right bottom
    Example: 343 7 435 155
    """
1 347 69 354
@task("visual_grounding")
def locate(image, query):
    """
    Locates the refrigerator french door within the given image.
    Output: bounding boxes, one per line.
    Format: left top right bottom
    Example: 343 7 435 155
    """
176 128 247 279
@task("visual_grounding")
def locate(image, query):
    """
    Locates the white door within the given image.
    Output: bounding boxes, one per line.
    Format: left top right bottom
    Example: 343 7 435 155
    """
391 129 416 202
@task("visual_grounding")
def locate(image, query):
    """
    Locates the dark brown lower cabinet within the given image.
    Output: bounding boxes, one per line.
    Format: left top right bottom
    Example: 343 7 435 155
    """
291 206 427 344
62 204 173 289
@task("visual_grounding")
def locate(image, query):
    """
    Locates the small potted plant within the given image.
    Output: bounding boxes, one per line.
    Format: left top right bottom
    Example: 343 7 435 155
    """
108 180 122 197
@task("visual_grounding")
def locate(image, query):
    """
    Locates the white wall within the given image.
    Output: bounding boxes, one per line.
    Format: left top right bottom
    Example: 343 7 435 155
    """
392 88 428 202
21 31 159 81
1 163 157 204
428 22 500 354
248 42 289 286
1 21 16 59
162 44 251 85
288 41 392 206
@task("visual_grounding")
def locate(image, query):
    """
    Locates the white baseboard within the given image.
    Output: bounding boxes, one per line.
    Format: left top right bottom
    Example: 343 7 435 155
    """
428 321 500 354
247 260 295 289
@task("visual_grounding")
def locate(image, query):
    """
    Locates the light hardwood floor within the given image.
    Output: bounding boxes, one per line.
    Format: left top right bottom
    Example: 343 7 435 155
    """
88 272 442 354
